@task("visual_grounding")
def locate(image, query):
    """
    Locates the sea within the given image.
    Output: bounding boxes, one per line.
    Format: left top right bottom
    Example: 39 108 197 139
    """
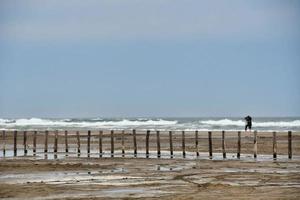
0 117 300 132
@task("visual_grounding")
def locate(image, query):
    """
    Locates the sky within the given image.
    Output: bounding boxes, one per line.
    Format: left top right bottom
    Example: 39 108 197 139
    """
0 0 300 118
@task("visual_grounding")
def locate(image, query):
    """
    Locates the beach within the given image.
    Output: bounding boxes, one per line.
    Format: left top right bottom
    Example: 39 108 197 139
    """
0 157 300 199
1 130 300 199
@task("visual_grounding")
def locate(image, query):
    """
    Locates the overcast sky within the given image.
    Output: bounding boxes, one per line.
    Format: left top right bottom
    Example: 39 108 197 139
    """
0 0 299 118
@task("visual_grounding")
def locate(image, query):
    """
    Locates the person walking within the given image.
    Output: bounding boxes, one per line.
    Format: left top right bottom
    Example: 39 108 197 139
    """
244 115 252 131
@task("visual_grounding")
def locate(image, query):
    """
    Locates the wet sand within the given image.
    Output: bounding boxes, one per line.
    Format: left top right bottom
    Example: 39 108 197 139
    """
0 131 300 199
0 158 300 199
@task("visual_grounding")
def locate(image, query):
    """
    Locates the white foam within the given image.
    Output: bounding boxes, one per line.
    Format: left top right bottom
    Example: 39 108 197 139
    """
200 119 300 127
200 119 245 126
0 118 178 128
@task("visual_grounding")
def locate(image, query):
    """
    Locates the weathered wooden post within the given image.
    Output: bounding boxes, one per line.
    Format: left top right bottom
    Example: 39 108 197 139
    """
99 130 103 157
222 130 226 159
237 131 241 159
273 131 277 159
182 131 186 158
169 131 173 158
2 130 6 156
14 130 17 156
76 131 80 156
253 130 257 159
33 131 37 155
54 130 58 153
157 130 161 158
87 130 91 157
146 130 150 158
121 130 125 157
133 129 137 157
195 130 199 157
111 130 114 157
208 131 212 159
44 130 48 153
23 131 27 155
288 131 292 159
65 130 69 153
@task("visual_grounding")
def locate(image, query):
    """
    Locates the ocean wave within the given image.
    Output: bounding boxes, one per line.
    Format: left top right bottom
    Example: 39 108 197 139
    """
0 118 178 128
200 119 300 127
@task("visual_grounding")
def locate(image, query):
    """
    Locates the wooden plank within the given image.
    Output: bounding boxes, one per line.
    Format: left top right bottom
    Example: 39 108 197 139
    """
195 130 199 157
65 130 69 153
253 130 257 159
169 131 173 157
23 131 27 155
133 129 137 157
222 130 226 159
2 130 6 156
44 130 48 153
273 131 277 159
111 130 114 157
182 131 186 158
14 130 17 156
76 131 81 155
87 130 91 157
208 131 212 159
237 131 241 159
121 130 125 157
288 131 292 159
146 130 150 158
54 130 58 153
99 130 103 157
33 131 37 155
157 130 161 158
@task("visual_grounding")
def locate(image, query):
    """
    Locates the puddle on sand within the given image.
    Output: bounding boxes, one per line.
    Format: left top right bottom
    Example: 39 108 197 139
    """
0 167 128 185
222 168 300 174
0 170 175 187
99 187 171 198
154 162 196 172
2 149 300 161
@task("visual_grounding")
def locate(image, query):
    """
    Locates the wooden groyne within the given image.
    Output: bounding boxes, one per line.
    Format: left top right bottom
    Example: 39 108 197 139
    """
0 130 298 159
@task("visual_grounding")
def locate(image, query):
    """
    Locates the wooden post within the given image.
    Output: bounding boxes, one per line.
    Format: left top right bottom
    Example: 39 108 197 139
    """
208 131 212 159
14 130 17 156
2 130 5 156
272 131 277 159
111 130 114 157
87 130 91 157
33 131 37 155
146 130 150 158
65 130 69 153
253 131 257 159
237 131 241 159
121 130 125 157
44 130 48 153
23 131 27 155
182 131 186 158
288 131 292 159
195 130 199 157
222 130 226 159
76 131 80 156
99 130 103 157
54 130 58 153
169 131 173 157
157 130 161 158
133 129 137 157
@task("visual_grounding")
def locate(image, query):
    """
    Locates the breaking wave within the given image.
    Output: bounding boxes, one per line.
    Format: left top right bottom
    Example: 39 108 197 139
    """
200 119 300 127
0 118 178 129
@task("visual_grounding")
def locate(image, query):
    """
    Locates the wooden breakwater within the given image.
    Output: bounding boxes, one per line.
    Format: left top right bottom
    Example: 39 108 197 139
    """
0 130 298 159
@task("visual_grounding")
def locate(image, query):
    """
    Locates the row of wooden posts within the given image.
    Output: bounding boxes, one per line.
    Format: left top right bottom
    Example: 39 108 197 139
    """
1 130 293 159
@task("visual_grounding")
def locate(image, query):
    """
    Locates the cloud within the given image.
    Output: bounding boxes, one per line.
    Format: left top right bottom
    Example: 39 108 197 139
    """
1 0 299 42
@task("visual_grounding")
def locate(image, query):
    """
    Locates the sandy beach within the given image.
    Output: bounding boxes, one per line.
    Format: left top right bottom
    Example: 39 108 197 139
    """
0 130 300 199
